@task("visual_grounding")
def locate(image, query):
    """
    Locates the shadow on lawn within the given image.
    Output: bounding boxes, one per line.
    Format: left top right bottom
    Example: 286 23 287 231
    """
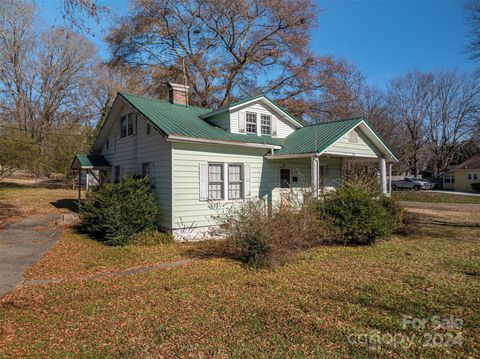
50 198 79 213
180 239 243 262
0 182 31 189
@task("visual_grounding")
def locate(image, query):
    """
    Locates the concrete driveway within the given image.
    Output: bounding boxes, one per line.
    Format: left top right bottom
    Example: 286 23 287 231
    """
0 214 61 296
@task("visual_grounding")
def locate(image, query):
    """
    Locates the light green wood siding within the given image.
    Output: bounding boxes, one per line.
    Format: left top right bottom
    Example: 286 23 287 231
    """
326 128 381 158
101 105 172 228
171 143 343 229
171 142 313 229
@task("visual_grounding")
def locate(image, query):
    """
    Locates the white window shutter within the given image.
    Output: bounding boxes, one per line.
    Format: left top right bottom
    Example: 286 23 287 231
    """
238 111 246 133
244 164 251 198
199 162 208 200
271 117 278 137
223 162 229 201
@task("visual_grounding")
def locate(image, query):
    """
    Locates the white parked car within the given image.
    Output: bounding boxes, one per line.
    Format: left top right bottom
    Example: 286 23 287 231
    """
391 177 435 191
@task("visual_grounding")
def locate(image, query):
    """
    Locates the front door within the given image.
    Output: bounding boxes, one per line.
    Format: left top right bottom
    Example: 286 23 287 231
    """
319 165 328 195
279 168 291 206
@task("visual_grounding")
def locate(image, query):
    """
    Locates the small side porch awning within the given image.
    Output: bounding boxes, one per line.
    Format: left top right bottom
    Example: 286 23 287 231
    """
71 154 111 207
71 154 111 171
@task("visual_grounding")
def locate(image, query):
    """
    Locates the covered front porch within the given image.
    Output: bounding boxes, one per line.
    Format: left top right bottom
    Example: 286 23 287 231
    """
265 153 394 197
264 117 398 196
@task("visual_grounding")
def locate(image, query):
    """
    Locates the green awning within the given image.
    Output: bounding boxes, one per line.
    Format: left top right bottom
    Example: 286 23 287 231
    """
71 154 111 170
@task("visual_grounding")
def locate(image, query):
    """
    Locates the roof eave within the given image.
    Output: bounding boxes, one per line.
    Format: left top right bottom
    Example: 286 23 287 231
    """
166 135 282 149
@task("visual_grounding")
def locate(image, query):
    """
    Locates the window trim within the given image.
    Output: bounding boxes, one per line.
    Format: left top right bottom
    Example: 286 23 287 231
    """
260 114 271 136
207 163 224 200
228 163 244 200
246 112 257 135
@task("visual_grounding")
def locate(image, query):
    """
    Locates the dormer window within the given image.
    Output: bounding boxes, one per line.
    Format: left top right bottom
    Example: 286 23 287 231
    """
246 112 257 134
261 115 271 135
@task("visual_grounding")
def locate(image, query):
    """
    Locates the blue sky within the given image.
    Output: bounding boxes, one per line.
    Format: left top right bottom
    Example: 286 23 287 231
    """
39 0 476 89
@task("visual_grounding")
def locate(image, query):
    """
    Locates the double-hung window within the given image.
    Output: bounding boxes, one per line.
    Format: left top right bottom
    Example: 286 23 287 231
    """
206 163 245 200
120 116 127 138
246 112 257 134
142 162 151 178
228 164 243 199
208 163 224 200
120 113 135 138
261 115 271 135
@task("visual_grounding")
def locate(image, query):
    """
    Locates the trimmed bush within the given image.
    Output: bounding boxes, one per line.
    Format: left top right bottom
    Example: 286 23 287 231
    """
79 176 160 246
315 184 400 245
471 182 480 192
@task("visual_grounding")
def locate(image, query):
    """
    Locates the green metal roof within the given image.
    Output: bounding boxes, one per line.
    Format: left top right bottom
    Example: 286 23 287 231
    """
119 93 283 147
73 154 110 169
273 117 364 156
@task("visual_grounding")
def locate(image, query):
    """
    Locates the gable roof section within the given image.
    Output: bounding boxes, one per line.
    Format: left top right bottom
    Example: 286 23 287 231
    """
119 93 283 148
271 117 398 161
199 94 304 128
454 154 480 170
71 154 111 169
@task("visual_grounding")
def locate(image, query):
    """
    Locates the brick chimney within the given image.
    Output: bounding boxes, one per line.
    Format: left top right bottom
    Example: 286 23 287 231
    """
167 82 189 106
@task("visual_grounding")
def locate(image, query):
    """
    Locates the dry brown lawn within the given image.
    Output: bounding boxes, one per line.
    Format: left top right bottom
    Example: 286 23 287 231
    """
0 185 479 358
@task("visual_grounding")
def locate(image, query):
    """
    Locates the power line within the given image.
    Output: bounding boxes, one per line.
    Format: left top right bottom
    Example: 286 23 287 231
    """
0 124 88 137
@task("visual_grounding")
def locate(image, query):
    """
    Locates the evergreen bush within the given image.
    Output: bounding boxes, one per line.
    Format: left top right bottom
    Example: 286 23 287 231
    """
79 176 160 246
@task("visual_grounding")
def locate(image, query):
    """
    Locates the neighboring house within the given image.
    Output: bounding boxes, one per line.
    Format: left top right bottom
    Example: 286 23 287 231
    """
443 155 480 192
72 83 398 240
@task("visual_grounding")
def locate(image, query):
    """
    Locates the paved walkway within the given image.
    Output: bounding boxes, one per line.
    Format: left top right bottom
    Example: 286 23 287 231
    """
0 215 61 296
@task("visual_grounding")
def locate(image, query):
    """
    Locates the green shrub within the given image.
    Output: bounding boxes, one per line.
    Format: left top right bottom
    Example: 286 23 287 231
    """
471 182 480 192
79 176 161 246
316 184 399 245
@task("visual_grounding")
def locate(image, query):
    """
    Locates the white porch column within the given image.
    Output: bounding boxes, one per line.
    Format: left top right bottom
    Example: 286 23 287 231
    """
311 156 319 197
380 157 387 195
77 170 82 208
388 163 392 195
86 172 90 192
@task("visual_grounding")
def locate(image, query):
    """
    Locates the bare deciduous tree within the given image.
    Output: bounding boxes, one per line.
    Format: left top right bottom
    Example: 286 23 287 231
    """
425 71 480 175
387 70 434 176
107 0 350 115
0 0 105 176
466 0 480 62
